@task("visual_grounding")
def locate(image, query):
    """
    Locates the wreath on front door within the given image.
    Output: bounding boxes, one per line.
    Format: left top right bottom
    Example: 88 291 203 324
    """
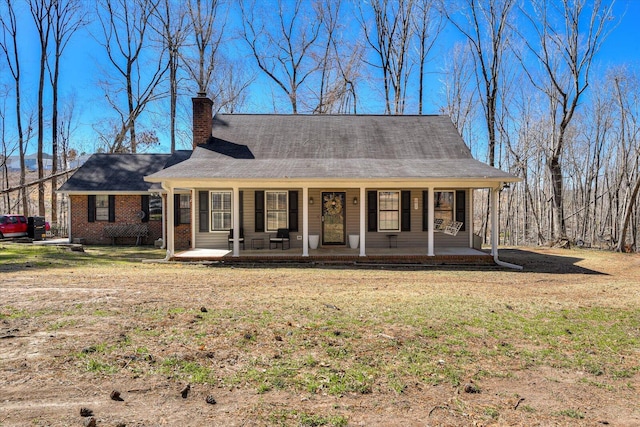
324 194 343 216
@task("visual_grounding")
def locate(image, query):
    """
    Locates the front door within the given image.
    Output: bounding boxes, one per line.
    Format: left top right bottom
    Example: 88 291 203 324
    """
322 192 346 245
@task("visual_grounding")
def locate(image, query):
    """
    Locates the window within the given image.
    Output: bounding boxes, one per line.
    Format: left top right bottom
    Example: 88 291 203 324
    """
266 191 288 231
434 191 454 222
178 194 191 224
96 195 109 221
149 194 162 221
211 191 231 231
378 191 400 231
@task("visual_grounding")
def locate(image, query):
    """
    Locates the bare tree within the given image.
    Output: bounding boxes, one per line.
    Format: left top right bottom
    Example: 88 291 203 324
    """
58 97 77 172
439 43 478 143
568 74 615 246
29 0 53 217
154 0 188 153
0 0 28 215
182 0 226 96
47 0 86 224
0 82 12 212
95 0 168 153
517 0 615 239
441 0 515 167
414 0 443 115
308 0 363 114
611 68 640 252
315 0 341 114
240 0 323 113
213 60 254 113
358 0 415 115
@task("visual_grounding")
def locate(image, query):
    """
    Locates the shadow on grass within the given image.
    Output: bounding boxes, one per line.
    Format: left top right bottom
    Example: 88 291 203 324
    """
494 248 607 275
205 248 608 275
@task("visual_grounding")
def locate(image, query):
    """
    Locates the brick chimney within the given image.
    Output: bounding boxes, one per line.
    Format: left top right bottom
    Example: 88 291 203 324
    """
192 93 213 149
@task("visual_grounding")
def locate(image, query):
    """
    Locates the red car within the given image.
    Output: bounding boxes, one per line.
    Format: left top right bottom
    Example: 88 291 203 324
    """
0 214 28 238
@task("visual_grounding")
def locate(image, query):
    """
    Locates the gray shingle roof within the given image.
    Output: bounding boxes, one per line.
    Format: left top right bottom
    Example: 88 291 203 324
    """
58 151 190 193
148 115 517 182
200 114 473 160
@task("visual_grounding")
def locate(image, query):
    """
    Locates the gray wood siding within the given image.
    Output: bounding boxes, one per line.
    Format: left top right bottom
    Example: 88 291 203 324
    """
244 188 303 248
364 189 470 248
194 187 471 249
195 188 305 249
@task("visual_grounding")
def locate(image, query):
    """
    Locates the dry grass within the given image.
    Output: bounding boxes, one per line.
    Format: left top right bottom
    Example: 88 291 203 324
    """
1 243 639 426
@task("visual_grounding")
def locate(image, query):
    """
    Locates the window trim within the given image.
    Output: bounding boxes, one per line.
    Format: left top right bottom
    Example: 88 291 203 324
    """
265 190 289 232
210 190 232 232
377 190 401 232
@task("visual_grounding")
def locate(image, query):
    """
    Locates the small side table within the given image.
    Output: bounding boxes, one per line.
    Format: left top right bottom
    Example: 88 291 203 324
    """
251 238 264 250
387 234 398 248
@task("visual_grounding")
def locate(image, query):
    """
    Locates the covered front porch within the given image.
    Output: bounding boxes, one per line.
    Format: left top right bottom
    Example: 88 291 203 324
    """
163 184 487 257
154 177 521 268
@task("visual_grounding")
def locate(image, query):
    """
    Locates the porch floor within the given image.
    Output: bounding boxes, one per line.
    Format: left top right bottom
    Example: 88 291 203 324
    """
171 246 494 266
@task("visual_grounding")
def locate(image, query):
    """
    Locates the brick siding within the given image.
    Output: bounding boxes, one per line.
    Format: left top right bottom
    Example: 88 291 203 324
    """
70 194 191 249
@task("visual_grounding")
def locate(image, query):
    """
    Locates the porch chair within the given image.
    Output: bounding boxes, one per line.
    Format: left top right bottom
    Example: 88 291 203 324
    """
269 228 290 250
434 218 446 231
228 228 245 250
443 221 463 236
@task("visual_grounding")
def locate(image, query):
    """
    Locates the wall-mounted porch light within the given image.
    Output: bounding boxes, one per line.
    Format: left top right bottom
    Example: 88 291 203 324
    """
353 197 358 205
309 197 314 205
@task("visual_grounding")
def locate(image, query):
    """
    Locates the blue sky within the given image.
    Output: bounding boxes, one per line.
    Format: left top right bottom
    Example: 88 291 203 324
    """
3 0 640 155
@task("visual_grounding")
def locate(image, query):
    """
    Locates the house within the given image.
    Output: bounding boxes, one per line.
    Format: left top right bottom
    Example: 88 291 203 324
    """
59 94 520 266
4 152 89 171
5 154 43 171
57 151 191 246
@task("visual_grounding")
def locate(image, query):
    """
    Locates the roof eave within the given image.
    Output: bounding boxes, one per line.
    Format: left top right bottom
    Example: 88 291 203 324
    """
145 176 521 189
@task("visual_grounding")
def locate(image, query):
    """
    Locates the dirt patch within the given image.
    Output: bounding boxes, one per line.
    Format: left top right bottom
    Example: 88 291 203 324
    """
1 246 639 426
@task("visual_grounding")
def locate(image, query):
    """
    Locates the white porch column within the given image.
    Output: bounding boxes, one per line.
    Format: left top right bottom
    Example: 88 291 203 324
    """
428 187 435 256
359 187 366 257
190 189 196 248
233 187 240 257
468 188 474 248
491 186 499 257
161 192 167 249
302 187 309 257
164 185 175 258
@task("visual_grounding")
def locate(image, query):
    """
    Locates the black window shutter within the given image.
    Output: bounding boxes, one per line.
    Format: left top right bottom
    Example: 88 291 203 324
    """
88 195 96 223
401 190 411 231
141 195 150 223
367 190 377 232
199 191 209 232
108 195 116 222
239 191 244 229
422 190 429 231
174 194 181 226
288 190 298 232
456 190 466 231
255 190 265 232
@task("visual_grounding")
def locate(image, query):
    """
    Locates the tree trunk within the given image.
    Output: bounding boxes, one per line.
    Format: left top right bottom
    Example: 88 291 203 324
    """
617 175 640 252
